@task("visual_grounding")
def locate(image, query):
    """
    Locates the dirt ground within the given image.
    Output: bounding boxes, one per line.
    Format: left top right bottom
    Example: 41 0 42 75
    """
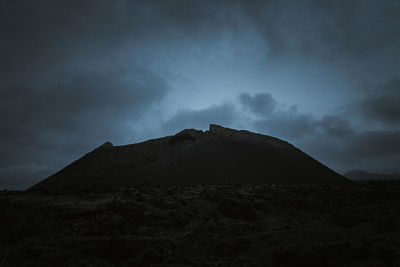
1 181 400 266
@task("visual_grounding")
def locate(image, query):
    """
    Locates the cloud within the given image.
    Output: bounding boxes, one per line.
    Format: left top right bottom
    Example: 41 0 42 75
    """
239 93 277 116
355 79 400 126
240 0 400 59
0 65 167 144
253 110 316 139
1 1 400 188
161 92 400 174
349 130 400 158
0 165 54 190
1 0 245 189
304 128 400 173
0 64 168 188
316 115 354 137
1 0 242 75
239 93 316 139
162 103 237 135
163 93 318 140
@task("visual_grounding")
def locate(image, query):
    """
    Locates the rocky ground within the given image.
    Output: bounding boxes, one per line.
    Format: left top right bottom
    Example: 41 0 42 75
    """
1 181 400 266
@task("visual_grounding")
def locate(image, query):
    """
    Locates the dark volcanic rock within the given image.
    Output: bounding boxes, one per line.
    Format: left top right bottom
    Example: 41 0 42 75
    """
2 182 400 266
217 198 258 220
0 197 10 210
168 129 200 144
29 124 349 191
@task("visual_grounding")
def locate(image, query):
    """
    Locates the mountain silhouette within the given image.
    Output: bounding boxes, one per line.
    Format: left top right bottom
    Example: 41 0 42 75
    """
29 124 349 191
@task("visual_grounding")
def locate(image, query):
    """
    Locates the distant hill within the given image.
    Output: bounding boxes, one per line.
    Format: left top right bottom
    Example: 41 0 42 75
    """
29 124 349 191
344 170 400 180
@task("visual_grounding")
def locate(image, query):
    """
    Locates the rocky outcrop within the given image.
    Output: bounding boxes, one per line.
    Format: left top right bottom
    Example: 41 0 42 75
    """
168 129 203 144
209 124 236 135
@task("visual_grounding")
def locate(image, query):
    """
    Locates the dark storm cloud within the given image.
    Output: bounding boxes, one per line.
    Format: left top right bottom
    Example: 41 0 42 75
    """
0 66 166 143
1 0 400 188
239 93 277 116
239 93 316 139
304 128 400 173
8 0 399 71
350 130 400 157
0 164 52 190
253 111 316 140
250 94 400 173
1 0 240 188
241 0 400 58
246 93 400 173
355 79 400 126
316 116 354 137
1 0 238 67
0 64 168 189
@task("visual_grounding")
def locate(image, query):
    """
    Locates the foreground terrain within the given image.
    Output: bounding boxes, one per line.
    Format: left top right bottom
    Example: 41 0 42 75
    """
1 181 400 266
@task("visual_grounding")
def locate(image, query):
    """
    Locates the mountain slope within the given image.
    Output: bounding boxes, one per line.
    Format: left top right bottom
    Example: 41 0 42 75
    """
29 124 349 191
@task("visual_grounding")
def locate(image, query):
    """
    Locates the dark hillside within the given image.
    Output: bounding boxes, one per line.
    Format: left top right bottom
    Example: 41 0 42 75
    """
29 125 348 191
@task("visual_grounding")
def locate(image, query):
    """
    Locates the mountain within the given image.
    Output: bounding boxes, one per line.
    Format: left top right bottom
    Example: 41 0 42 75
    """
344 170 400 180
29 124 349 191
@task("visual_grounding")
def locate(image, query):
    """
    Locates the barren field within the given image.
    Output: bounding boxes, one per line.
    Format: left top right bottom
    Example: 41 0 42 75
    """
1 181 400 266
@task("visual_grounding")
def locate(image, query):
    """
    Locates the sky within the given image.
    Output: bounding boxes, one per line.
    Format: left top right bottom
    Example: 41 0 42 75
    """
1 0 400 189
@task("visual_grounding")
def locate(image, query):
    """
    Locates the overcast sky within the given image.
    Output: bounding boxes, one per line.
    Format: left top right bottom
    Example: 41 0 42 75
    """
1 0 400 189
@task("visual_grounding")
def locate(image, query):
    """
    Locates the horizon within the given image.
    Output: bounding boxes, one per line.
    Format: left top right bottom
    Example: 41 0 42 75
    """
1 0 400 189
